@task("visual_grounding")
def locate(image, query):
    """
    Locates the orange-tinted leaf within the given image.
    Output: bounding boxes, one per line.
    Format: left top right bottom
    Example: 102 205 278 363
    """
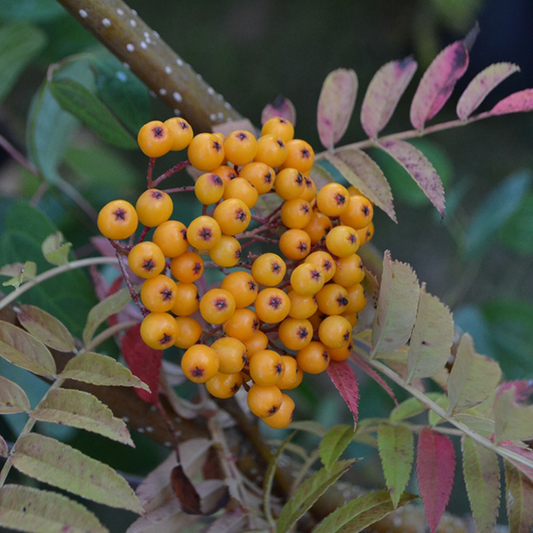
378 139 445 217
261 95 296 126
0 320 56 376
416 427 455 533
361 57 417 138
17 304 75 352
490 88 533 115
462 435 500 533
317 69 357 149
327 360 359 427
0 375 30 413
329 148 396 222
457 62 520 120
410 29 475 129
121 324 162 403
505 460 533 533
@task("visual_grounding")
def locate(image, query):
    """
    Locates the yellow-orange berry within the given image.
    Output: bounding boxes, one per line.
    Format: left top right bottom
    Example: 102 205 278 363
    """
174 316 203 349
164 117 194 151
329 339 353 362
296 341 330 374
282 139 314 173
97 200 138 240
206 372 243 398
186 215 221 251
279 229 311 261
137 120 173 158
254 135 287 168
251 253 286 287
290 263 325 296
140 274 178 313
200 288 236 325
170 251 204 283
213 198 251 235
239 162 276 194
318 315 352 349
211 337 247 374
261 393 295 429
325 225 359 258
223 177 258 209
316 183 350 217
275 168 306 200
278 317 313 351
181 344 219 383
305 251 336 282
315 283 349 315
208 235 242 267
261 117 294 143
254 288 291 324
212 164 238 185
287 290 318 319
242 329 269 357
331 253 364 287
152 220 189 258
223 308 260 341
224 130 258 166
136 189 173 227
170 282 200 317
249 349 285 386
128 241 166 279
276 357 303 390
281 198 313 229
247 384 283 418
340 194 374 230
194 172 225 205
303 211 332 245
220 271 258 308
140 312 178 350
188 132 225 171
344 283 366 314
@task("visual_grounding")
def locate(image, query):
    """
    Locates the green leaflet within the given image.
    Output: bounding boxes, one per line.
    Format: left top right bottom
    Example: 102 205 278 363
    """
10 434 143 514
447 333 502 413
0 320 56 377
30 389 134 446
276 459 357 533
0 375 30 413
407 289 454 382
17 304 75 353
0 485 108 533
494 388 533 443
372 251 419 356
377 423 414 508
59 352 149 391
319 424 355 471
462 435 500 533
312 489 418 533
41 232 71 266
389 392 443 423
505 461 533 533
82 287 132 347
49 78 137 149
0 23 46 106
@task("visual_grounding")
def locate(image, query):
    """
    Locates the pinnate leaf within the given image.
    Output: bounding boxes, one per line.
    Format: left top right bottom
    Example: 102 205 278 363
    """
410 32 472 129
491 88 533 115
327 360 359 427
389 393 442 423
312 489 417 533
60 351 149 390
447 333 502 412
407 289 454 382
351 352 398 407
361 56 417 138
261 95 296 125
457 62 520 119
0 375 30 413
461 435 500 533
372 251 419 356
328 148 396 222
0 320 56 376
30 389 134 446
50 78 137 149
41 231 71 266
10 434 143 514
378 139 445 217
317 69 357 149
494 388 533 443
416 427 455 533
319 424 355 470
17 304 75 352
377 423 414 508
505 460 533 533
276 459 356 533
121 324 162 403
0 485 108 533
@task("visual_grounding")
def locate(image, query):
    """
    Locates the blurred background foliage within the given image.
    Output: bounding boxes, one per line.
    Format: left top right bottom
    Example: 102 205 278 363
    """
1 0 533 526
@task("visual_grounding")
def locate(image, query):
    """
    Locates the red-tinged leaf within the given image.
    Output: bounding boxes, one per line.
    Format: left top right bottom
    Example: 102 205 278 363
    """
261 95 296 126
457 62 520 120
490 88 533 115
171 464 201 515
378 139 445 217
505 460 533 533
498 380 533 402
416 427 456 533
499 441 533 483
317 68 358 149
328 148 397 222
327 360 359 427
461 435 500 533
361 56 418 138
121 324 162 403
410 27 477 129
351 352 398 407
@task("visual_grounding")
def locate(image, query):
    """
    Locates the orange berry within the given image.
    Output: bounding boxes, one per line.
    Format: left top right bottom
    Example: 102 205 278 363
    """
164 117 194 151
325 225 359 258
332 253 364 287
282 139 314 173
305 251 336 282
213 198 251 235
242 329 269 357
254 135 287 168
281 198 313 229
249 349 285 386
275 168 306 200
170 251 204 283
194 172 225 205
200 288 236 325
290 263 325 296
223 130 258 166
318 315 352 349
170 282 200 317
140 312 178 350
279 229 311 261
247 384 283 418
137 120 173 158
97 200 138 240
344 283 367 314
212 164 238 185
128 241 166 279
261 393 295 429
188 132 225 171
303 211 332 245
239 162 276 194
261 117 294 143
208 235 242 267
136 189 173 228
276 357 303 390
152 220 189 258
251 253 286 287
174 316 203 349
329 339 353 362
181 344 219 383
220 271 258 308
186 215 221 251
140 274 178 313
296 341 330 374
206 372 243 398
287 290 318 319
315 283 349 315
211 337 247 374
340 194 374 230
223 177 258 209
278 317 313 351
254 288 291 324
223 308 260 341
316 183 350 217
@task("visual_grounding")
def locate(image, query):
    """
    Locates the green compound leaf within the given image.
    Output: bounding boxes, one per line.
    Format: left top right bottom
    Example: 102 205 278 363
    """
505 460 533 533
17 304 75 353
30 389 134 446
448 333 502 412
0 23 46 106
41 231 72 266
276 459 357 533
0 485 109 533
494 388 533 443
313 489 418 533
0 320 56 377
427 394 449 426
10 434 143 514
59 351 149 390
0 375 31 413
372 251 420 356
319 424 355 471
407 289 454 383
49 78 137 149
462 435 500 533
377 423 414 508
82 287 132 348
389 392 443 422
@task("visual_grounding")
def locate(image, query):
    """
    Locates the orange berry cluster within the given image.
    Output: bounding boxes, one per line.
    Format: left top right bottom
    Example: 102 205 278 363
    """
97 116 374 429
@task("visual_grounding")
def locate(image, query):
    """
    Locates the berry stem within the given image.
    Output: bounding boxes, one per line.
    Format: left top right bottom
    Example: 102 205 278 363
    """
147 157 156 188
153 160 191 187
161 185 195 194
115 251 149 317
